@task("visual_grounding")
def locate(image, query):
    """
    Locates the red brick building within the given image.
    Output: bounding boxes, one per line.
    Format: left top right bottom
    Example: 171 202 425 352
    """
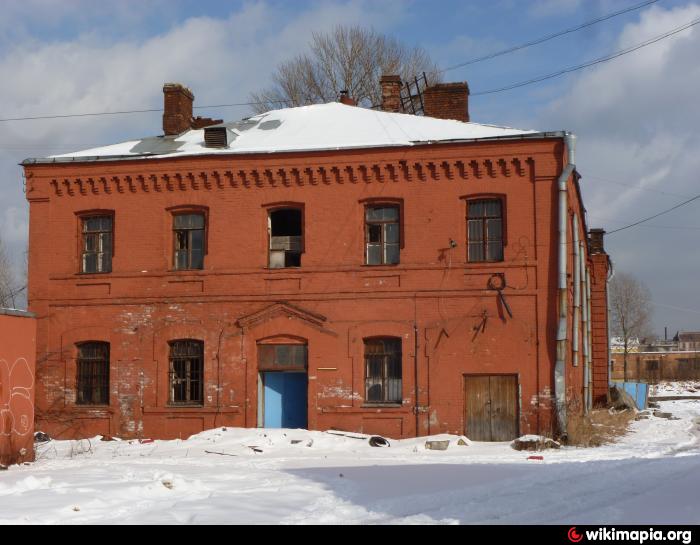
0 309 36 465
23 79 610 441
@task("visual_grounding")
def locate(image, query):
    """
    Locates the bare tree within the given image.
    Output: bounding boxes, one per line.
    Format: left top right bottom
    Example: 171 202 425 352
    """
0 234 18 308
249 25 441 113
609 272 653 381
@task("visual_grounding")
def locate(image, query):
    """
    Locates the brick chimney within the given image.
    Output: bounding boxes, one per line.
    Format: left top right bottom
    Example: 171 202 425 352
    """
163 83 194 136
423 82 470 122
589 228 606 255
588 227 611 407
380 75 403 113
339 90 357 106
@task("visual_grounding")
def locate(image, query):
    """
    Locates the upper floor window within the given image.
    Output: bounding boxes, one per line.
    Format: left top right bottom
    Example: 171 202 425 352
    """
269 208 302 269
76 342 110 406
169 340 204 405
365 206 400 265
364 338 402 404
173 213 205 270
467 199 504 262
81 216 112 274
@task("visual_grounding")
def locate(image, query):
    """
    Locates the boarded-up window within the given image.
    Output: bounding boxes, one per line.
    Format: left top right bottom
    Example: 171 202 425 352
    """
364 338 402 404
258 344 308 371
169 340 204 405
173 213 205 270
76 342 110 405
468 199 504 262
81 216 112 274
365 206 400 265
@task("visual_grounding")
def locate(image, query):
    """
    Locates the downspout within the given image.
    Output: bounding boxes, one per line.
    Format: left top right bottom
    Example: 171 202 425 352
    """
573 215 581 369
586 268 593 411
580 244 590 414
555 132 576 439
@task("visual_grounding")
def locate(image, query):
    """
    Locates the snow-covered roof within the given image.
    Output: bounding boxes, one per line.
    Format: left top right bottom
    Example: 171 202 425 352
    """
34 102 542 163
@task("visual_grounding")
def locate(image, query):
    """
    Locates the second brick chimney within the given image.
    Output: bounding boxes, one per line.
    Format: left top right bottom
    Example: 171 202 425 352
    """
380 75 403 113
163 83 194 136
423 82 470 123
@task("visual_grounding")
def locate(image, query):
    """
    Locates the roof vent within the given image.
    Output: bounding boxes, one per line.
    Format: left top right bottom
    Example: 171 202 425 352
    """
204 126 228 148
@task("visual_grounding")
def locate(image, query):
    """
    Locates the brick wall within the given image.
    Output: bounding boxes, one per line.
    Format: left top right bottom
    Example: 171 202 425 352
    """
0 311 36 466
25 136 595 440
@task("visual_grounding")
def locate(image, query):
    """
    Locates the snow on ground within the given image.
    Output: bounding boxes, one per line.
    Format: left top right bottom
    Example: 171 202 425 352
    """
1 389 699 524
652 381 700 397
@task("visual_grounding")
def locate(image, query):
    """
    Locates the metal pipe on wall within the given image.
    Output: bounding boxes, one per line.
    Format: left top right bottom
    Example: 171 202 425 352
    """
573 215 581 369
555 132 576 438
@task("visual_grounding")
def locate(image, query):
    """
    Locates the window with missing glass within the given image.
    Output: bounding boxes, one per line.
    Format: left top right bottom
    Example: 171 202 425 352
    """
76 342 110 406
365 206 400 265
364 338 402 404
173 213 205 270
81 216 113 274
169 340 204 405
467 199 504 262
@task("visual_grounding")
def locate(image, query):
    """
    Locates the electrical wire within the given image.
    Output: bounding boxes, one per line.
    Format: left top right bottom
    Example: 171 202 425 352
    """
0 99 293 123
440 0 661 74
471 16 700 96
607 192 700 235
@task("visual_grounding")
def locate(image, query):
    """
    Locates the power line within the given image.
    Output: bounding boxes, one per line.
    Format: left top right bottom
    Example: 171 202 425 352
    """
0 5 695 124
472 16 700 96
0 99 292 123
440 0 661 74
607 192 700 235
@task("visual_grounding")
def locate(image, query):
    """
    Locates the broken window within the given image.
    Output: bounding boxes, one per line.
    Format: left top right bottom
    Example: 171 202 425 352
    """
81 216 112 274
365 206 400 265
364 338 402 404
258 344 308 371
173 213 205 270
269 208 302 268
468 199 504 262
169 340 204 405
76 342 110 405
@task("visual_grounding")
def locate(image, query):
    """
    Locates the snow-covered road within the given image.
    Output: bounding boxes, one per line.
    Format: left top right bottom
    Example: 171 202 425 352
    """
1 395 698 524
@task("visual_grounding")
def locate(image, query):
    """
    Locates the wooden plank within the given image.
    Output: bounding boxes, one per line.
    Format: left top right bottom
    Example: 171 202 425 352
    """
464 376 491 441
489 375 518 442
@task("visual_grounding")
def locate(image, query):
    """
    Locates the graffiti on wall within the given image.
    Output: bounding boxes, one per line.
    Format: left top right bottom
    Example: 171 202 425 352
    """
0 358 34 437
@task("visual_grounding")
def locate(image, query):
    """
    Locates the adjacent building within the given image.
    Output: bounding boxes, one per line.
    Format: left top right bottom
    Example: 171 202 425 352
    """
22 78 610 441
0 309 36 465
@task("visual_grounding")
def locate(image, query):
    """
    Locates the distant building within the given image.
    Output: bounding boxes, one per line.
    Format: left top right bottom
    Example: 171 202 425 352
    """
678 332 700 352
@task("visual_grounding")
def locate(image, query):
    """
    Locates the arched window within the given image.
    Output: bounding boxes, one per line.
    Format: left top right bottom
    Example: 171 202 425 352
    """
269 207 303 268
467 199 504 262
80 215 113 274
364 338 402 404
76 342 110 405
169 340 204 405
173 213 205 270
365 205 400 265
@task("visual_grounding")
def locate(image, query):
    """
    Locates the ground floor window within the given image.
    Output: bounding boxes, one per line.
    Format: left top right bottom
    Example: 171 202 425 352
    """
364 338 402 404
169 340 204 405
76 342 110 405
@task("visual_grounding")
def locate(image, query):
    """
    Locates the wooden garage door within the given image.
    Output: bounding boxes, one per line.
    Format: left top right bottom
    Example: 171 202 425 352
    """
464 375 518 442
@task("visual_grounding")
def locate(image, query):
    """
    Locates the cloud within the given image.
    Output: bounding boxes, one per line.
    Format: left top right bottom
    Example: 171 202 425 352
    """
539 3 700 332
0 0 409 284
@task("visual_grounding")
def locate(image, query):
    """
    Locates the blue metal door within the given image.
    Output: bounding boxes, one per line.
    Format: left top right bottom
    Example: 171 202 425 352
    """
263 372 308 429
